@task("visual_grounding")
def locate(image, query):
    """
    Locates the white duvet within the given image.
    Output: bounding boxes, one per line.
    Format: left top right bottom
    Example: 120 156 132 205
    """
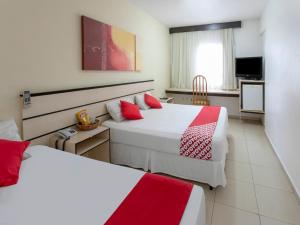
104 103 228 161
0 146 205 225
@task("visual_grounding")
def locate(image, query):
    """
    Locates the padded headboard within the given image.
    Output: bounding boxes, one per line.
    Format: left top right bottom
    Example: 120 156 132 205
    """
20 80 154 146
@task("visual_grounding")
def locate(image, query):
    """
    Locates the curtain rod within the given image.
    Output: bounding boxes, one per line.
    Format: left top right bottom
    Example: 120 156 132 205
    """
169 21 242 34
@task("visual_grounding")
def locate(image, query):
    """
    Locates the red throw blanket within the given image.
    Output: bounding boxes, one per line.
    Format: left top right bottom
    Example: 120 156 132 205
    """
104 173 193 225
180 106 221 160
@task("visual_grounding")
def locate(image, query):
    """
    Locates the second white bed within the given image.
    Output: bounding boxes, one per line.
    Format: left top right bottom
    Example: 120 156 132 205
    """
0 146 205 225
103 103 229 187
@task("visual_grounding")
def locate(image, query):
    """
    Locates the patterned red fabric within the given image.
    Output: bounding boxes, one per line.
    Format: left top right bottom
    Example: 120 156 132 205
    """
180 106 221 160
104 173 193 225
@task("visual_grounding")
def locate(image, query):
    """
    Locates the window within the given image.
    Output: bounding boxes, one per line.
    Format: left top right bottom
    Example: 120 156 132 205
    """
171 29 235 90
195 43 224 90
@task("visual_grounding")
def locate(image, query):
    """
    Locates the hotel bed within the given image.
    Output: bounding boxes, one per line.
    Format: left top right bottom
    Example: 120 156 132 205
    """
0 145 205 225
103 103 229 187
18 80 228 187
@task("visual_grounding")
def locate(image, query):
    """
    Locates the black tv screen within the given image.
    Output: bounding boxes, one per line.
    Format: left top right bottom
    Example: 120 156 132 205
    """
236 57 263 79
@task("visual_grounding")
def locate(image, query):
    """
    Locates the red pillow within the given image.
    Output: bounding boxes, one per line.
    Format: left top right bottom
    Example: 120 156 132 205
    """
144 94 162 109
120 100 143 120
0 139 30 187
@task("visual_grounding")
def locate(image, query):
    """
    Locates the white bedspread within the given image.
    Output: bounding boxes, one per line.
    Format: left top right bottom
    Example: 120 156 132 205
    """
0 146 205 225
103 103 228 161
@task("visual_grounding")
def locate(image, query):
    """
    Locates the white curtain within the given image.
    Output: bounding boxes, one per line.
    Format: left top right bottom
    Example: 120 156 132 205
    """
171 29 236 90
170 32 199 89
222 29 236 90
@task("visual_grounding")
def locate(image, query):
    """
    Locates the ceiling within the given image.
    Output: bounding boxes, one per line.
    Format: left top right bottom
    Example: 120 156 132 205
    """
129 0 268 27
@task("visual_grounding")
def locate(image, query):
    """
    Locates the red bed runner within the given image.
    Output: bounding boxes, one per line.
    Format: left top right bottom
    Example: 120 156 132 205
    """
180 106 221 160
104 173 193 225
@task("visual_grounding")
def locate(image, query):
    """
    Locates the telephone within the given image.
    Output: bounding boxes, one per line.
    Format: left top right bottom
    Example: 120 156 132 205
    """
56 128 78 139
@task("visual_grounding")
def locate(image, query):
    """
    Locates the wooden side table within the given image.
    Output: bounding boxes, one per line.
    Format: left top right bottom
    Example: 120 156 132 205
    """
51 126 110 163
159 97 174 103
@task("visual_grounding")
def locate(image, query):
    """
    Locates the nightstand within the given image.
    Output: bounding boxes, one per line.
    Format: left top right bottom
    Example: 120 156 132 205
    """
159 97 174 103
51 126 110 163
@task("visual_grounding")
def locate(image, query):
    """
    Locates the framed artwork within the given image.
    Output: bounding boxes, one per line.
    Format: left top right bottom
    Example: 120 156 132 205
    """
82 16 138 71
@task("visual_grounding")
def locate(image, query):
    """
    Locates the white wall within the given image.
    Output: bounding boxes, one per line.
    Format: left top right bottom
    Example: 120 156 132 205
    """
234 19 263 57
0 0 170 127
262 0 300 197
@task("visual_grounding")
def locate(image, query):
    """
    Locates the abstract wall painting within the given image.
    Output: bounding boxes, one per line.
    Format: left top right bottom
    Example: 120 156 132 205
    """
82 16 138 71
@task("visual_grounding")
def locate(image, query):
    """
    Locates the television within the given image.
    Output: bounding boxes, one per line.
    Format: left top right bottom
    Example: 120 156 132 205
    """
235 57 263 80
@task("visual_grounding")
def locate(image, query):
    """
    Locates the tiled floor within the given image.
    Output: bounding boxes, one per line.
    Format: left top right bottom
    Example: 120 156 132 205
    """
198 119 300 225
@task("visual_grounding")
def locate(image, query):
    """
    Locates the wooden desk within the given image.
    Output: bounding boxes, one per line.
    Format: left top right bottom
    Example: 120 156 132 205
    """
165 88 240 97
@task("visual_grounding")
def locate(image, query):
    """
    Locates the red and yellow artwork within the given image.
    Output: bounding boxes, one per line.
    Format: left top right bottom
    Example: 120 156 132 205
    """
82 16 137 71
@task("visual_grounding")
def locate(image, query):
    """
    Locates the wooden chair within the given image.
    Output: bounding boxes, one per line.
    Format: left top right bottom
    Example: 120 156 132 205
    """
192 75 209 105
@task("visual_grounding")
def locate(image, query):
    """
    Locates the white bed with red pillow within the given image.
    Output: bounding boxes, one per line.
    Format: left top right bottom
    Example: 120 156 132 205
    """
103 102 229 187
0 145 206 225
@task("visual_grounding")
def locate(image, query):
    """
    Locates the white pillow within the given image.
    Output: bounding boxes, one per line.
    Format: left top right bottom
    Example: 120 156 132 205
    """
23 152 32 160
0 119 21 141
135 94 150 110
106 97 135 122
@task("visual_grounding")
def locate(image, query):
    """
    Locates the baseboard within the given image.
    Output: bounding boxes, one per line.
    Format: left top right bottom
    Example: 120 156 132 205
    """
264 129 300 199
229 115 262 121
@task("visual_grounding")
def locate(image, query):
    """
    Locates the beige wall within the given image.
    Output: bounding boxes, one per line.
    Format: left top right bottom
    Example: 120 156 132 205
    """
0 0 170 126
261 0 300 197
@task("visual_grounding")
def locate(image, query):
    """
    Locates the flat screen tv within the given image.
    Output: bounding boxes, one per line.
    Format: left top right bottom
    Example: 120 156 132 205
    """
236 57 263 79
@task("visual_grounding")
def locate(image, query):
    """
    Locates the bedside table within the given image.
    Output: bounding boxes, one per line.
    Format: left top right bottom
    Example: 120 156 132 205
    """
51 126 110 163
159 97 174 103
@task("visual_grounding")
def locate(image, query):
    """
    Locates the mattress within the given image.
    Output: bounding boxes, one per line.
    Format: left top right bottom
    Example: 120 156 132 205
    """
103 103 228 161
0 146 205 225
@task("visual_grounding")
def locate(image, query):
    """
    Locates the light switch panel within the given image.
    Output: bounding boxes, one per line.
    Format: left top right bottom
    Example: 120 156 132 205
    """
23 90 31 106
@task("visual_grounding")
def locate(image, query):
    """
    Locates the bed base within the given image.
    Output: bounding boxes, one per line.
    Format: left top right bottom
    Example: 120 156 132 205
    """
110 142 227 188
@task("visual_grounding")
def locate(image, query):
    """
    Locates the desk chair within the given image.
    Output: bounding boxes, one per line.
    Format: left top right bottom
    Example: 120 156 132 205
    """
192 75 209 105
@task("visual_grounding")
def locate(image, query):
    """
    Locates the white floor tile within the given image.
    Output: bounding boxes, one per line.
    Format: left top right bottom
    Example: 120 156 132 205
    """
215 179 258 213
241 119 262 126
225 160 253 182
228 120 245 138
206 200 214 225
247 146 282 168
246 136 274 153
227 137 250 163
228 119 244 130
229 118 243 125
260 216 294 225
194 183 216 202
222 119 299 225
228 129 244 139
255 185 300 224
243 123 266 139
244 131 266 140
252 165 293 192
211 203 260 225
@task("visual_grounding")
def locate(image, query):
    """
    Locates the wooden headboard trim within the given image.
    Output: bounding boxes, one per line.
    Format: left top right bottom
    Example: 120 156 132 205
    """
23 88 153 121
20 79 154 97
21 79 155 145
26 113 109 141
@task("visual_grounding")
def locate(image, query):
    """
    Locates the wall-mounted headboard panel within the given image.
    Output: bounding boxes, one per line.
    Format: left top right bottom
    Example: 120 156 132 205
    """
21 80 154 146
